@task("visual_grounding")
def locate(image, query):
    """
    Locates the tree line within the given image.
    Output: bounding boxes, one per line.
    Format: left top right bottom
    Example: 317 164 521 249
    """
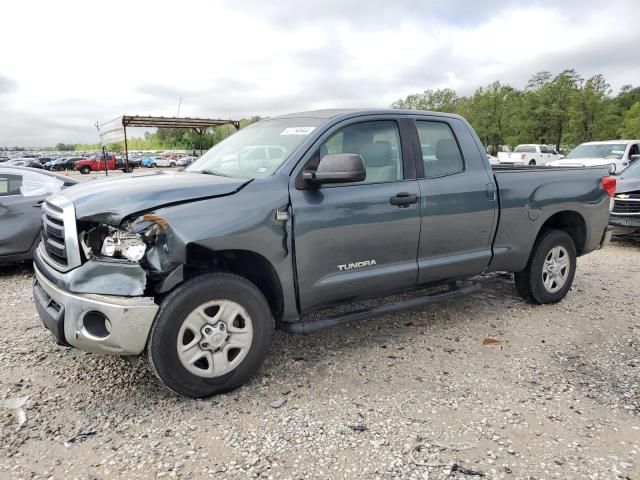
392 70 640 155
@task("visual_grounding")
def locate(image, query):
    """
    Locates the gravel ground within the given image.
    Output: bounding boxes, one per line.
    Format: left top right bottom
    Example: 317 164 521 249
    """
0 240 639 480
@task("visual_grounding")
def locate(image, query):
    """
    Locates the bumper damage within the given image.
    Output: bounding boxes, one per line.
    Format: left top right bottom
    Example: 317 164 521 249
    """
33 263 158 355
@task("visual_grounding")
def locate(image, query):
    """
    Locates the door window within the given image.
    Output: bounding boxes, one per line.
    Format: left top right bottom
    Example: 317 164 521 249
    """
416 121 464 178
320 121 403 183
0 174 23 196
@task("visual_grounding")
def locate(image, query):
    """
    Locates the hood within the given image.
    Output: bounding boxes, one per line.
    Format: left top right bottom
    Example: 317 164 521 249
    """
61 170 250 224
615 176 640 194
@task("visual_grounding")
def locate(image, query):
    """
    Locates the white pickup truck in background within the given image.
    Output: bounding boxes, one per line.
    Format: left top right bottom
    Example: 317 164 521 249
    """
497 144 563 166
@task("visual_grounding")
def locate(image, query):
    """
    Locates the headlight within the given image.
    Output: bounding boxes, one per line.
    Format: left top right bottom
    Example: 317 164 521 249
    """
100 229 147 262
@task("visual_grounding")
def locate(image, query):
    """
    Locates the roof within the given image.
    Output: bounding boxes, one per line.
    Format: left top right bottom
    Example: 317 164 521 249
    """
271 108 462 120
0 165 79 184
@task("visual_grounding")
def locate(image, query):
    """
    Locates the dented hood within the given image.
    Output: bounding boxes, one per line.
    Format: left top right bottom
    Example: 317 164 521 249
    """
61 170 250 224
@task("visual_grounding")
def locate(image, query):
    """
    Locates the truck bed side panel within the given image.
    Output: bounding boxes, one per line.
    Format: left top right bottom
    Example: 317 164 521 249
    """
488 167 610 273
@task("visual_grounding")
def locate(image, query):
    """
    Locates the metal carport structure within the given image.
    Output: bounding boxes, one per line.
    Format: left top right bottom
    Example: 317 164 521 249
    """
99 115 241 171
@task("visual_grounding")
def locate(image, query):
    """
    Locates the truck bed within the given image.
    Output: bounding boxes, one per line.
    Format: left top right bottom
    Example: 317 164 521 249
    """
487 164 610 273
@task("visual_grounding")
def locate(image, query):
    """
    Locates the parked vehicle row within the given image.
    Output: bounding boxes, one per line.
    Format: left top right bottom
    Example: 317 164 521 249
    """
30 109 613 398
608 159 640 237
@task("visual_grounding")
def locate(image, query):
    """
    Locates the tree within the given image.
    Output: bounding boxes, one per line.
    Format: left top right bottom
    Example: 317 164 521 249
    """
567 74 612 143
619 101 640 138
392 88 459 112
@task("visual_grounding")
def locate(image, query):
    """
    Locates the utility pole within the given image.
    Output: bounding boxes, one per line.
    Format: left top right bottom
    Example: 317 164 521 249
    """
95 121 107 176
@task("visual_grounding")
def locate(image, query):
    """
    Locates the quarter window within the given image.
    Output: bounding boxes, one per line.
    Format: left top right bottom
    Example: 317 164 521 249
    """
319 121 403 184
416 122 464 178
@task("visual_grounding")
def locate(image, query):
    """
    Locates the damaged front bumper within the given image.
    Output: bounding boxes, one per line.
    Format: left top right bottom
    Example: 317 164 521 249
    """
33 248 159 355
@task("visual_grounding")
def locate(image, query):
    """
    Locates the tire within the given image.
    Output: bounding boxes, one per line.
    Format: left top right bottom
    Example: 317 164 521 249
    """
80 166 91 174
169 162 176 168
147 273 274 398
151 163 157 168
514 229 576 304
528 160 536 166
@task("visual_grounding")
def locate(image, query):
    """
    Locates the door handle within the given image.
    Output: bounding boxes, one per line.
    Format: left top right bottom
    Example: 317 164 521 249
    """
390 192 418 207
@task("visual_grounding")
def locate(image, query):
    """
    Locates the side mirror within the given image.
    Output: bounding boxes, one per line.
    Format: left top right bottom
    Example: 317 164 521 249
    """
630 154 640 162
558 155 565 160
302 154 366 185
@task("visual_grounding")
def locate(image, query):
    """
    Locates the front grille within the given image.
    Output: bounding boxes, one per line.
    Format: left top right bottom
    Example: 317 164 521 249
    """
40 195 82 272
612 198 640 215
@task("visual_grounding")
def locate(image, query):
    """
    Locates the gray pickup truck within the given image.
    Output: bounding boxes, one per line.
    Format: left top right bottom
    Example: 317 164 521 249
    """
32 109 614 397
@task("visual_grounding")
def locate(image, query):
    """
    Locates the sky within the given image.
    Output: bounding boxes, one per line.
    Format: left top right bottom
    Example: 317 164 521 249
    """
1 0 639 147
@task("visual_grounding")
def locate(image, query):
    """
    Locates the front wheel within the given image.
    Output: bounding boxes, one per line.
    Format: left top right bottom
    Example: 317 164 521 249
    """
528 160 536 166
80 166 91 174
514 229 576 304
147 273 274 398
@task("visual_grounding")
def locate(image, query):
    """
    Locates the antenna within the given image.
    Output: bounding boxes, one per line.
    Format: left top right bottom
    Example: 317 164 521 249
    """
176 97 182 117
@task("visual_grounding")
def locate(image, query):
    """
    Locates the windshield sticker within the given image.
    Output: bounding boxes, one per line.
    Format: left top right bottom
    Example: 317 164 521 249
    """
611 150 625 154
256 167 268 173
280 127 316 136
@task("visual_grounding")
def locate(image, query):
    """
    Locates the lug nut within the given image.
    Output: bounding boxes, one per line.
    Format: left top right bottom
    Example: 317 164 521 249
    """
204 327 212 335
219 324 225 331
201 342 209 348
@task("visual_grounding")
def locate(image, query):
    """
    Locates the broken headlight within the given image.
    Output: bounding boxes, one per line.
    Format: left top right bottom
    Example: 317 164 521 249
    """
101 230 147 262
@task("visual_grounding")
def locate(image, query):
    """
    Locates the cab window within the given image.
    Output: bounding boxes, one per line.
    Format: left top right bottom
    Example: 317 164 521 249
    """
319 121 403 184
0 174 23 196
416 121 464 178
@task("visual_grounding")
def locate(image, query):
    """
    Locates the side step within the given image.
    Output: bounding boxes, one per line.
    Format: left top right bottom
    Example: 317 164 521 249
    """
281 281 480 334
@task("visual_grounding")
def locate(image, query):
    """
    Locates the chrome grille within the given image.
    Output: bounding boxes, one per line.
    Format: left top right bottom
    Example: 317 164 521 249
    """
40 195 82 272
611 197 640 216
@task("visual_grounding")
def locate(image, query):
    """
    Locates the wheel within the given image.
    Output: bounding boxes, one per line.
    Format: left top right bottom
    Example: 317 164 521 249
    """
528 160 536 166
169 162 176 168
126 165 134 173
151 163 157 168
514 229 576 304
147 273 274 398
80 166 91 174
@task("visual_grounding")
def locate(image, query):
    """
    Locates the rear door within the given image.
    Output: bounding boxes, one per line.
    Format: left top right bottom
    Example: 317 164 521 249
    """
412 117 497 284
290 116 421 312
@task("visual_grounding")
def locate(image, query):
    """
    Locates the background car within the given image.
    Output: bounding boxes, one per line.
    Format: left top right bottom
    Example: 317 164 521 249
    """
0 166 78 264
45 157 83 171
549 140 640 174
609 160 640 237
6 159 44 169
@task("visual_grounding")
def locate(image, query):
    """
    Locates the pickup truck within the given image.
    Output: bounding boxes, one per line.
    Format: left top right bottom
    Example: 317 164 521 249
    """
32 109 614 398
497 144 562 166
76 154 135 174
549 140 640 174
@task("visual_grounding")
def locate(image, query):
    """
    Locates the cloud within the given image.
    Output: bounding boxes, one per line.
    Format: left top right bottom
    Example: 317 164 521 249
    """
0 74 17 95
0 0 638 146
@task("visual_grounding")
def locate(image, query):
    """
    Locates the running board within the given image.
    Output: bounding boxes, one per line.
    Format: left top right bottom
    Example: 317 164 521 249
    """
281 281 480 334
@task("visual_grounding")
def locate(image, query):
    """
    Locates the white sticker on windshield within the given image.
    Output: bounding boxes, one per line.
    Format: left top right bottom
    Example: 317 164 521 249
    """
280 127 316 136
612 150 625 154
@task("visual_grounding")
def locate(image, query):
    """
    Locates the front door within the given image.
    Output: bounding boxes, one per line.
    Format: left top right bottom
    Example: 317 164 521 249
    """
290 118 421 312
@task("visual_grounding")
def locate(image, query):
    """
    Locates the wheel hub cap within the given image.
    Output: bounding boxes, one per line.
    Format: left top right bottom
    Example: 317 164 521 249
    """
542 246 570 293
176 300 253 378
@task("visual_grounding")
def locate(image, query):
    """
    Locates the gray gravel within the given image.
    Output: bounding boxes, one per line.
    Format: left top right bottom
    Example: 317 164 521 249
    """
0 240 639 479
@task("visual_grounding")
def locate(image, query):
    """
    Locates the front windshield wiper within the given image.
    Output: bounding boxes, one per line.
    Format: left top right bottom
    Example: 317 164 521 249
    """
198 169 232 178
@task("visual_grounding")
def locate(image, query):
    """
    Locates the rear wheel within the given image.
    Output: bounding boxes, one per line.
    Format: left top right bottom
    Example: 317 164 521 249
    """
514 229 576 304
80 166 91 174
169 162 176 168
147 273 274 398
528 160 536 166
151 163 157 168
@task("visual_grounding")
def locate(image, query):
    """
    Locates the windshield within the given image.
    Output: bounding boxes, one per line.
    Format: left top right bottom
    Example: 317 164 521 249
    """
566 143 627 160
186 118 324 178
620 160 640 178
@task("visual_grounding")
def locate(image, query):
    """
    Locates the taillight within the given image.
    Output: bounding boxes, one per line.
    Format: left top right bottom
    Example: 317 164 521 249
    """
602 176 616 197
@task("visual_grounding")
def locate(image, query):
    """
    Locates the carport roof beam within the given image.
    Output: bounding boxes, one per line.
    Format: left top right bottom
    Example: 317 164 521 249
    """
121 115 240 130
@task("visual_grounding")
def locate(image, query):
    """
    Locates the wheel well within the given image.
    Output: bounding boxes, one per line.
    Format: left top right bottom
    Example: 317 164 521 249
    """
538 211 587 254
184 245 284 321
